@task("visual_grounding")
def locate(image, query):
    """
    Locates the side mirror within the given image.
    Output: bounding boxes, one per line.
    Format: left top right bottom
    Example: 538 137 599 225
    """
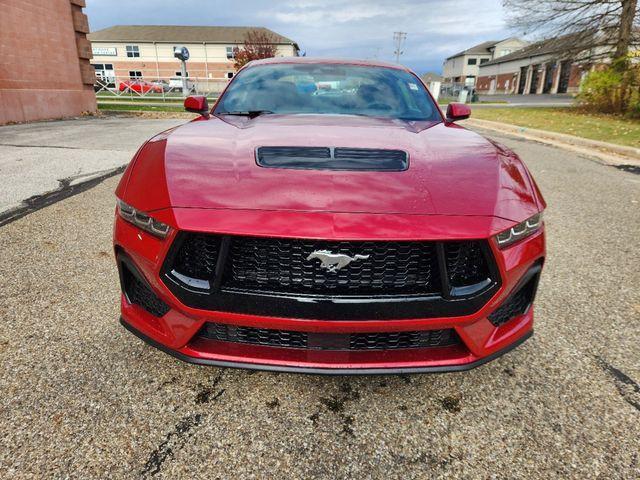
446 102 471 122
184 95 209 117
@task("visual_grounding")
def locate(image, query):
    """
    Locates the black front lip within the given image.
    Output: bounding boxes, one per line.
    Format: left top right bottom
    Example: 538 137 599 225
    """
120 317 533 376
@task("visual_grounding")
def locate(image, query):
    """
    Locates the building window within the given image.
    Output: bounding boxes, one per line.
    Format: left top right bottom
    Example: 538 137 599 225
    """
126 45 140 58
467 58 477 65
226 46 235 59
129 71 142 79
175 71 189 77
499 49 511 57
226 72 234 79
480 58 489 64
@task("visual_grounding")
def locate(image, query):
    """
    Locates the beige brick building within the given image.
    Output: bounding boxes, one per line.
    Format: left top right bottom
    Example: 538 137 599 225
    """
0 0 96 124
88 25 299 91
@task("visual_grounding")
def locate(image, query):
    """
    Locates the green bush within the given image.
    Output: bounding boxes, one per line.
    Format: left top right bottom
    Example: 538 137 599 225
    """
578 68 623 112
578 62 640 118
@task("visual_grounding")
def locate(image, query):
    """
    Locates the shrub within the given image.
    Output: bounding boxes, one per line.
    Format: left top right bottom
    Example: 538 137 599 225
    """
578 61 640 118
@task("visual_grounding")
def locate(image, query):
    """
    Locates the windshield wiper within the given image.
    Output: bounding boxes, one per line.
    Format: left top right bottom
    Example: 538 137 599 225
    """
218 110 273 118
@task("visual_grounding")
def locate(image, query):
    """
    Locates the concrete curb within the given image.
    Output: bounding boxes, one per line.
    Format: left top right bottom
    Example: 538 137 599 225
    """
462 118 640 166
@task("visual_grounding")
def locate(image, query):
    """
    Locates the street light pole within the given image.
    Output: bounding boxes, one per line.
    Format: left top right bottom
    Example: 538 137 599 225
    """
173 46 190 97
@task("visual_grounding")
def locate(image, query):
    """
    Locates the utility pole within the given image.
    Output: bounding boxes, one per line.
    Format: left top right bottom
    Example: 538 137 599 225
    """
393 32 407 64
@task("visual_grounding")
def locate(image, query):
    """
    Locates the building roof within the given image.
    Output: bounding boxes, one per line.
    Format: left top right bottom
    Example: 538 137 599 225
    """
481 32 591 66
445 40 499 60
420 71 443 82
88 25 298 47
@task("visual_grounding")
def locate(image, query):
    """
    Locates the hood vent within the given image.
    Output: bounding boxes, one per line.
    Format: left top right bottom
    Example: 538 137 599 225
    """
256 146 408 171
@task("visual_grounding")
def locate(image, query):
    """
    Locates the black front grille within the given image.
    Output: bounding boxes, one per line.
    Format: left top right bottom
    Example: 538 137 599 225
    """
122 265 170 317
199 322 459 351
444 241 488 287
223 238 440 296
162 233 499 320
171 233 220 281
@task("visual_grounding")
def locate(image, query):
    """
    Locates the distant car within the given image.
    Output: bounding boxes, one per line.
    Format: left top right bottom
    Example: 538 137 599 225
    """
118 80 163 94
169 77 194 93
154 80 171 93
115 57 546 374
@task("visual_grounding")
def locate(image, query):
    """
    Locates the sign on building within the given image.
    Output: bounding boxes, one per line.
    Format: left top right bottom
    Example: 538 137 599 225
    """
92 47 117 56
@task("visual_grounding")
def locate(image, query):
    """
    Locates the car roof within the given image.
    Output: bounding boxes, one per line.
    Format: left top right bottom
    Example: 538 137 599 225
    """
246 56 410 72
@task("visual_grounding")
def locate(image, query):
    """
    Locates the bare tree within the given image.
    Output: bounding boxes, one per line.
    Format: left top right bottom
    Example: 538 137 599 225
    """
503 0 639 61
233 30 278 70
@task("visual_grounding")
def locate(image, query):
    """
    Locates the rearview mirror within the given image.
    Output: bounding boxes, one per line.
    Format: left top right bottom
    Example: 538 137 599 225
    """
446 102 471 122
184 95 209 117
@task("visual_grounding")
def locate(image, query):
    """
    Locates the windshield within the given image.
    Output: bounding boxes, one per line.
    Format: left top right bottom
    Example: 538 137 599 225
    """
214 63 441 122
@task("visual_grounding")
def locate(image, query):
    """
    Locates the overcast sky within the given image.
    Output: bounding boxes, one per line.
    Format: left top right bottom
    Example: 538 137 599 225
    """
85 0 513 74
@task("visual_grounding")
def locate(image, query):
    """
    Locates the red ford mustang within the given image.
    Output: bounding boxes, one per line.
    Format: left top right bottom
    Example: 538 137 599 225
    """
114 58 545 374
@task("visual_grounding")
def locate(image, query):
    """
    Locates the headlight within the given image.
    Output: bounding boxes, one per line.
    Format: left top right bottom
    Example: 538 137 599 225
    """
495 213 543 249
117 199 171 238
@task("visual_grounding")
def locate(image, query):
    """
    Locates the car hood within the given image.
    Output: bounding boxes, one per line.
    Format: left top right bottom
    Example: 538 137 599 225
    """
124 114 539 222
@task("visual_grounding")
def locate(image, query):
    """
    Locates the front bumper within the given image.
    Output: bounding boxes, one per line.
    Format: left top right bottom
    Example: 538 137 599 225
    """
114 208 545 374
120 316 533 374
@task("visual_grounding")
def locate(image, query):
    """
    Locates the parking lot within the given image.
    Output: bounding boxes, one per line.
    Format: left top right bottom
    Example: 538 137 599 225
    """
0 118 638 478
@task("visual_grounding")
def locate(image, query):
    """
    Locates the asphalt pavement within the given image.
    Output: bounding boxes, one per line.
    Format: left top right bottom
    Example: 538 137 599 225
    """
0 115 186 215
0 121 638 479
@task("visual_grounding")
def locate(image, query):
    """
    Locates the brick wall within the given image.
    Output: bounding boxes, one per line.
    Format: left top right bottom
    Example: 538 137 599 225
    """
567 64 585 93
476 76 491 92
0 0 96 124
476 72 519 94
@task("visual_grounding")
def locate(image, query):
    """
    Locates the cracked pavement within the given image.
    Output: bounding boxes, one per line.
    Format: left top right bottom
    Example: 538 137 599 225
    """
0 120 638 479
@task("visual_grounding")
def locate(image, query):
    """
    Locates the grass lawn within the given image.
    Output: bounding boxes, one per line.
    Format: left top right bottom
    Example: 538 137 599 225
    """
471 107 640 148
98 103 185 113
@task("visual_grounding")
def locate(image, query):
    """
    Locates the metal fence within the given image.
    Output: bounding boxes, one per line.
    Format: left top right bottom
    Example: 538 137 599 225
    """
94 75 230 101
439 82 475 102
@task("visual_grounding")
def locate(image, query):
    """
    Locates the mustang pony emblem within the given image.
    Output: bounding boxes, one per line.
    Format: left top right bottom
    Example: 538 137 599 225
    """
306 250 370 273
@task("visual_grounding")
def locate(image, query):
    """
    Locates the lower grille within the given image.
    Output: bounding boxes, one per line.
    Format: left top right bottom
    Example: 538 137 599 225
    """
488 274 538 327
350 330 458 350
202 322 307 349
198 323 459 351
122 265 170 317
